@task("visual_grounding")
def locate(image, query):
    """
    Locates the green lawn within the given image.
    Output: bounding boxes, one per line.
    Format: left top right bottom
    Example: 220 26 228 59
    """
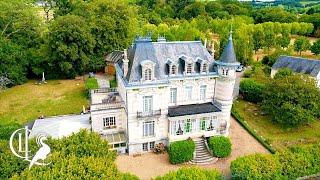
233 99 320 150
0 79 88 125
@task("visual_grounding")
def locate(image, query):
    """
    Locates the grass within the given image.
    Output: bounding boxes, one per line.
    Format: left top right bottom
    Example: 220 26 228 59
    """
0 79 88 125
233 99 320 150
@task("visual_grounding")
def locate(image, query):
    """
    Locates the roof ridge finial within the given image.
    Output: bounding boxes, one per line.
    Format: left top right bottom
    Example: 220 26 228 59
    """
229 23 233 40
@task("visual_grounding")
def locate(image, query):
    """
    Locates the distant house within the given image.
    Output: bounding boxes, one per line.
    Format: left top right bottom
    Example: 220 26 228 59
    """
271 56 320 87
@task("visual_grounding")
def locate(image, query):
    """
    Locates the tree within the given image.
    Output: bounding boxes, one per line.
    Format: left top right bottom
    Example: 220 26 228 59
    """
262 74 320 127
0 37 27 86
240 78 265 103
46 15 95 78
276 33 290 49
311 39 320 55
253 24 264 53
294 36 311 55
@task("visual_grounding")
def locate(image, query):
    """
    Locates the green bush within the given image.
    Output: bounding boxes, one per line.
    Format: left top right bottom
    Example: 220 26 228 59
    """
274 68 293 79
0 123 21 140
208 136 232 158
110 75 117 88
155 167 222 180
85 77 99 97
3 130 138 179
239 78 265 103
168 139 195 164
231 153 282 179
230 144 320 179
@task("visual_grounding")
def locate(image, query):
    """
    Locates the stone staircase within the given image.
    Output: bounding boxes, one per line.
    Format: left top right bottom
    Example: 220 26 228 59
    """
190 138 217 165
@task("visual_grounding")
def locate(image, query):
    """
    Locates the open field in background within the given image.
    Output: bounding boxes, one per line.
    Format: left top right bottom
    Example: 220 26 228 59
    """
233 99 320 150
0 79 88 125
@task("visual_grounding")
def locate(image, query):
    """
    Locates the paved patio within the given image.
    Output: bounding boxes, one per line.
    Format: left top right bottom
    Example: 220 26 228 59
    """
116 117 269 180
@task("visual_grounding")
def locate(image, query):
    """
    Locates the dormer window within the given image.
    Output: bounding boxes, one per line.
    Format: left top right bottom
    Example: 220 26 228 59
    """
144 68 152 80
140 60 156 82
202 63 208 73
171 65 177 75
186 63 192 74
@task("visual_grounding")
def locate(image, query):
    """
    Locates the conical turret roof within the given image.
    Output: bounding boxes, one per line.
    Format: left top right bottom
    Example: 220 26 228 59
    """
219 33 237 64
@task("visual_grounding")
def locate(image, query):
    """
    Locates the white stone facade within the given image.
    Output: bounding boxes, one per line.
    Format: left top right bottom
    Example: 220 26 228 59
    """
91 37 239 155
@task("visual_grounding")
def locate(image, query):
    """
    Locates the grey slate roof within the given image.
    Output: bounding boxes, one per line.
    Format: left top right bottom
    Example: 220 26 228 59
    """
168 102 221 117
219 34 237 64
122 37 214 83
272 56 320 77
105 51 123 64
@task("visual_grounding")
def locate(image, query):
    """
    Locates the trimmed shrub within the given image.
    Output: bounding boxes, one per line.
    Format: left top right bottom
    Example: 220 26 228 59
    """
239 78 265 103
231 153 282 179
168 140 195 164
230 144 320 179
208 136 232 158
155 167 222 180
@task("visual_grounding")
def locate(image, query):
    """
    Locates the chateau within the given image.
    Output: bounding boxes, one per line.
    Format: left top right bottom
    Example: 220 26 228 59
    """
90 33 239 155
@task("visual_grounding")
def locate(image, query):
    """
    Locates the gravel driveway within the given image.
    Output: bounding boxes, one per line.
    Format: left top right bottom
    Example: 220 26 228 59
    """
116 117 269 180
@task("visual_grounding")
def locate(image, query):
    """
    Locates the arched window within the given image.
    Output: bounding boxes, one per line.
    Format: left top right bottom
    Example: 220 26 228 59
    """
171 65 177 75
144 69 152 80
202 63 207 73
186 63 192 74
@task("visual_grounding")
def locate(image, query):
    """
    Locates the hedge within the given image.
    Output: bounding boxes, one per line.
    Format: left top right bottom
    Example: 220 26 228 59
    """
155 167 222 180
231 144 320 179
231 107 276 154
239 78 265 103
208 136 232 158
168 139 195 164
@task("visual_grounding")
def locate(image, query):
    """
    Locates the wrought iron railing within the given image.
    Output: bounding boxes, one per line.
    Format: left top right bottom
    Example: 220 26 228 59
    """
137 109 161 118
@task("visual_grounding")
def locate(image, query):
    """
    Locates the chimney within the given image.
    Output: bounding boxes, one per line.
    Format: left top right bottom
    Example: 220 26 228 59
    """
211 41 215 59
123 49 129 77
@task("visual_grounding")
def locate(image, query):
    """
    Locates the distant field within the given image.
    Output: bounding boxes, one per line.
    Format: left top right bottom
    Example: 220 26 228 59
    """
0 79 88 125
233 99 320 150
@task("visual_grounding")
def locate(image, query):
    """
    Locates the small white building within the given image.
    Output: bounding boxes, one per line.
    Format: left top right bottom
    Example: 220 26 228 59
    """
271 56 320 87
91 34 239 155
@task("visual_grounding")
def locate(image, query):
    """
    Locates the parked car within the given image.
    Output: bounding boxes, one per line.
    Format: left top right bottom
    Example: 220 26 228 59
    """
236 65 244 72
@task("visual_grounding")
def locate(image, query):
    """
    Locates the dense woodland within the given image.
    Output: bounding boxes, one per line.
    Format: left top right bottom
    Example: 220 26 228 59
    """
1 0 320 88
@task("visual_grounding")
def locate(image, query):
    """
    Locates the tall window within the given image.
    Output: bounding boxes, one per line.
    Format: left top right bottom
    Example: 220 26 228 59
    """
143 96 153 113
170 88 177 103
226 69 229 75
186 63 192 74
222 69 225 75
103 117 116 129
200 117 207 131
143 121 155 137
184 119 192 133
202 63 208 73
144 68 152 80
185 86 192 100
171 65 177 75
200 85 206 101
